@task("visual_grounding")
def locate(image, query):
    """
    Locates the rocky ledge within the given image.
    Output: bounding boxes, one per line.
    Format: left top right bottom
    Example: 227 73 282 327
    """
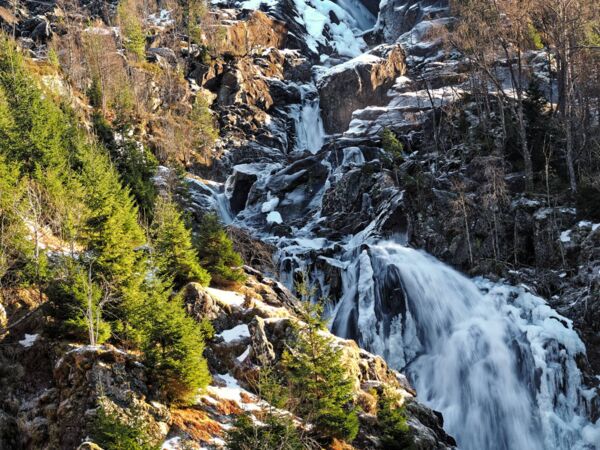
0 268 456 449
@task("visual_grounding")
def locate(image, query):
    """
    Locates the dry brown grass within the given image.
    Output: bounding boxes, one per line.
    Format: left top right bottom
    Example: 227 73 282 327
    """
171 408 223 443
329 438 356 450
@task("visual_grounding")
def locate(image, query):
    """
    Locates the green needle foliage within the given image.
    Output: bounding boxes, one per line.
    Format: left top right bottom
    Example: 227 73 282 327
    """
133 279 211 404
117 0 146 60
282 302 359 443
226 366 304 450
226 413 304 450
48 261 112 344
377 388 414 449
381 127 404 161
150 194 210 288
0 154 31 284
92 400 160 450
196 213 246 286
0 36 211 408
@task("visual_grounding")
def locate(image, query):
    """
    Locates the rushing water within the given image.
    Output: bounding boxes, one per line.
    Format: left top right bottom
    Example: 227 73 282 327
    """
188 0 600 446
329 241 599 450
290 83 326 153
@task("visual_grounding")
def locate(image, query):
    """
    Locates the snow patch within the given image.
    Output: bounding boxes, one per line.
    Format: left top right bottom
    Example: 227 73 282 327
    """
217 324 250 343
261 195 280 213
267 211 283 224
560 230 572 243
206 287 245 307
19 333 38 348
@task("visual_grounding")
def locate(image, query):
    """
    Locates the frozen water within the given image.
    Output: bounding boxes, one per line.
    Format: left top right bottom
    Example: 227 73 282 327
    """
330 241 599 450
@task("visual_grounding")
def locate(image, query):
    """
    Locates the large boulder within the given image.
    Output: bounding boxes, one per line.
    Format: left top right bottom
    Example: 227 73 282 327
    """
372 0 449 44
50 345 169 449
219 10 287 56
317 44 406 133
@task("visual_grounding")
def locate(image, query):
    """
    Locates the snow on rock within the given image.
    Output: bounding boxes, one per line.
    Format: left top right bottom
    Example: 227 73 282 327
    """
560 229 572 243
206 287 245 308
217 324 250 342
261 195 280 213
147 9 174 27
207 373 260 411
266 211 283 224
235 0 369 58
19 333 38 348
161 437 182 450
237 346 251 362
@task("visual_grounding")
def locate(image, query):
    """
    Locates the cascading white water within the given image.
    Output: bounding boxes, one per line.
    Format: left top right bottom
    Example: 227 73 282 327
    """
331 240 600 450
192 0 600 446
291 84 326 153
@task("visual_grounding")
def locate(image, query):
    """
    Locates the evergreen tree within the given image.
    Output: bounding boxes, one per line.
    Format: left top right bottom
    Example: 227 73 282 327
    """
226 413 304 450
0 154 30 284
196 213 245 286
282 302 359 443
133 279 211 404
117 0 146 60
0 38 71 172
47 260 112 344
376 388 413 449
187 94 219 165
150 195 210 288
78 146 145 288
93 400 159 450
381 127 404 160
226 366 304 450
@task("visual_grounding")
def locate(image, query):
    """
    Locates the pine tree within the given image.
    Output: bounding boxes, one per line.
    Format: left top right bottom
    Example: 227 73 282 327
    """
78 145 145 288
133 279 211 404
0 154 30 284
48 260 112 345
117 0 146 60
282 302 359 443
150 195 210 288
92 399 160 450
188 94 218 165
0 38 71 172
195 213 245 286
376 388 413 449
226 413 304 450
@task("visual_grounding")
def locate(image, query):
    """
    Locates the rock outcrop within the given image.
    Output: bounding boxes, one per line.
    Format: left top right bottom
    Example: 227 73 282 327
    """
174 272 456 449
317 44 407 133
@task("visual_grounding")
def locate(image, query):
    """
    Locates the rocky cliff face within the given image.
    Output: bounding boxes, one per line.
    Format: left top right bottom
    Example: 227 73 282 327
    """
181 0 600 448
1 0 599 448
0 269 456 449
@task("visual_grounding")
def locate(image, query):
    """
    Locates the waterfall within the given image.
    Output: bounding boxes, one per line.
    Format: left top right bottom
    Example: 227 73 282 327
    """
331 240 599 450
291 83 326 154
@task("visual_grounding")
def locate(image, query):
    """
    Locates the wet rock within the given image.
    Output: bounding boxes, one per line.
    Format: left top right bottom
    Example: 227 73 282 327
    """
0 409 19 449
373 0 450 44
147 47 178 68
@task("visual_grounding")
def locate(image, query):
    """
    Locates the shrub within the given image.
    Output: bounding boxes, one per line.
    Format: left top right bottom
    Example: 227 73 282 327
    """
225 413 304 450
92 401 159 450
381 128 404 161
